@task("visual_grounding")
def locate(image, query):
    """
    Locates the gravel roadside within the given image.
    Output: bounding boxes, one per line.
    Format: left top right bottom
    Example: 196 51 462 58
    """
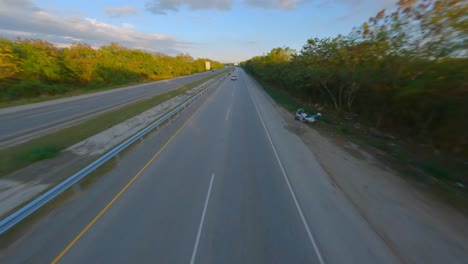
277 105 468 264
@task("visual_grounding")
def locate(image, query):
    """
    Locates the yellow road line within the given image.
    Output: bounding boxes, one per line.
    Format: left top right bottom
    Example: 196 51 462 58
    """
51 89 214 264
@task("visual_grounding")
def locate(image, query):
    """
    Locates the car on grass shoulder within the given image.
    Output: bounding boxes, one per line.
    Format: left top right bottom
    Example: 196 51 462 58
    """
295 108 321 123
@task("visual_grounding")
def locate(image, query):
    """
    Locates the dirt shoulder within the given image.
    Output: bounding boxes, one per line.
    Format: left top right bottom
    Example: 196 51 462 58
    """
276 105 468 264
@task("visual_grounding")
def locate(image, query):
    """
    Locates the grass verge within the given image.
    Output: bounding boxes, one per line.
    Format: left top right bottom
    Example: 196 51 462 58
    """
0 72 225 177
263 86 302 112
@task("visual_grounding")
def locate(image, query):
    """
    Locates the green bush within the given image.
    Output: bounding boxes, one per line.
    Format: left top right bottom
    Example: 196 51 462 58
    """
0 38 224 103
1 80 70 100
26 146 60 162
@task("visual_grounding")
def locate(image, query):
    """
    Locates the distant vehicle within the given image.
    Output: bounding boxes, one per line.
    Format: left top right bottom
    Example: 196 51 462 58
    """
211 69 215 72
231 76 237 80
295 108 321 123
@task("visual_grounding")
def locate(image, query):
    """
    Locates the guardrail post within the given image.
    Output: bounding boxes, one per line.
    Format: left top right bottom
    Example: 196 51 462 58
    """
139 136 144 144
115 154 121 163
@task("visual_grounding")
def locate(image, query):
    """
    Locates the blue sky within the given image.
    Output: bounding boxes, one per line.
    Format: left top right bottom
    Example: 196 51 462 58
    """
0 0 397 62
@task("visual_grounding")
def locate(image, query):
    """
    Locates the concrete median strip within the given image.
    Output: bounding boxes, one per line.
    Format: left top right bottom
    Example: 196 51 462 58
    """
0 180 49 217
68 79 213 156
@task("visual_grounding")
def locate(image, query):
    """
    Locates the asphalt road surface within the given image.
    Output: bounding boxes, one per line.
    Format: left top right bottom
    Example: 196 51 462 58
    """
0 68 400 263
0 70 224 147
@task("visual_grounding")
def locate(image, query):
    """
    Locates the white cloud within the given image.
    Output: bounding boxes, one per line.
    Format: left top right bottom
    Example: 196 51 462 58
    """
0 29 35 37
122 23 135 29
145 0 232 14
245 0 304 10
2 0 39 10
144 0 306 13
0 0 189 55
104 6 137 17
63 36 82 42
144 0 395 14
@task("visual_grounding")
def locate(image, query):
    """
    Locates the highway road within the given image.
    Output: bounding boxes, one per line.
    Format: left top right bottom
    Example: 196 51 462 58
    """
0 70 225 147
0 68 400 263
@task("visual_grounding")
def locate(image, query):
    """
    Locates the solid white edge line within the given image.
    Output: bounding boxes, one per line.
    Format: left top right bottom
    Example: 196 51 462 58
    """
246 78 326 264
190 173 215 264
225 106 231 121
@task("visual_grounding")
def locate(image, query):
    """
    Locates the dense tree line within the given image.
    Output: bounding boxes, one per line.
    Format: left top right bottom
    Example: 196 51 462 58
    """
0 39 224 101
242 0 467 158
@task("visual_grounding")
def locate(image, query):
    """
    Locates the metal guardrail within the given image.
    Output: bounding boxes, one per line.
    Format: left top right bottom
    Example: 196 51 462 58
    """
0 75 225 235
